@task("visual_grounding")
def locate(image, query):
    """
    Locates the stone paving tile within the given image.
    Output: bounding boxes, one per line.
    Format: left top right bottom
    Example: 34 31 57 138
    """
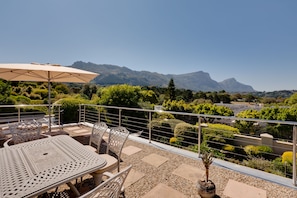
172 163 204 183
223 179 267 198
72 129 89 134
66 126 82 130
142 183 187 198
141 153 169 167
124 168 145 188
63 126 91 136
122 145 142 156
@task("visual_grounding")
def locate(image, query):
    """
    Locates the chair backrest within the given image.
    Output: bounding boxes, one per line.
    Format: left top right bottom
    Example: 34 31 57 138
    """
79 165 132 198
107 126 130 172
89 122 108 153
9 120 42 145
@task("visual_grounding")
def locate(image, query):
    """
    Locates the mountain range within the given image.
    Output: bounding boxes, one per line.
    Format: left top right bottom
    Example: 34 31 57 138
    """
70 61 255 92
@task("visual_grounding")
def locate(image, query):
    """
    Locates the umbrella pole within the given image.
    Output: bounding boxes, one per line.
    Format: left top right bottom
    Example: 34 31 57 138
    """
48 72 51 133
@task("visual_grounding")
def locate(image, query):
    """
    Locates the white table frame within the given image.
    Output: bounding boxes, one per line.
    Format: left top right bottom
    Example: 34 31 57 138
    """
0 135 106 198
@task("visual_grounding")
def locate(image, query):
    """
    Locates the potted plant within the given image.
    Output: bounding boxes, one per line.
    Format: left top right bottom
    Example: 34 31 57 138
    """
197 150 216 198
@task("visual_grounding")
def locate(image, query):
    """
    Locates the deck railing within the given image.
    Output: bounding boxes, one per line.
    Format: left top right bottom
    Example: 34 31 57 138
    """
0 104 296 186
0 104 62 133
78 104 297 186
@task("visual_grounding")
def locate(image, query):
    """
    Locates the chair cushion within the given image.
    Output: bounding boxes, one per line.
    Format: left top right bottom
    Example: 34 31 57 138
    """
93 154 118 174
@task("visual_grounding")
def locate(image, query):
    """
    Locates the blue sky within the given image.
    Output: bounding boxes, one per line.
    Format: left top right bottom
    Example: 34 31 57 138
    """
0 1 296 92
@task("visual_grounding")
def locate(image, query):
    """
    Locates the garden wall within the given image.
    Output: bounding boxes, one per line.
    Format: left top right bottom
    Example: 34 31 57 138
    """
233 133 293 155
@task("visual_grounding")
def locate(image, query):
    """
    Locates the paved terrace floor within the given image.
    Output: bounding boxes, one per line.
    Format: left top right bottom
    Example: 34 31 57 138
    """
60 124 297 198
1 124 297 198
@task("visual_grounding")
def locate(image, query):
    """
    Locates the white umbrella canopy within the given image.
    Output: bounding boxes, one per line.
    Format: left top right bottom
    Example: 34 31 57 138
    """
0 63 99 132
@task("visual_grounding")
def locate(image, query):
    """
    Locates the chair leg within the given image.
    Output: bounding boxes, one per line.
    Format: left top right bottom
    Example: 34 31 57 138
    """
120 190 126 198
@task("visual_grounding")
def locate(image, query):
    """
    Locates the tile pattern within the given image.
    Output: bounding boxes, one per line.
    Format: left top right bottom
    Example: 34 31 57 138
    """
223 179 267 198
122 145 142 156
141 153 169 167
172 163 204 183
141 183 187 198
124 169 145 188
123 144 269 198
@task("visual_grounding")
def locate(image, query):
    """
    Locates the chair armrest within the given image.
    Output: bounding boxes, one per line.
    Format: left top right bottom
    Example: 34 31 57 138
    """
102 171 126 193
102 171 114 179
41 134 52 138
3 138 12 148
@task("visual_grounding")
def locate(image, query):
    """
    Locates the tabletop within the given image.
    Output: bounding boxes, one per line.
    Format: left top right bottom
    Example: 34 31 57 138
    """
0 135 106 198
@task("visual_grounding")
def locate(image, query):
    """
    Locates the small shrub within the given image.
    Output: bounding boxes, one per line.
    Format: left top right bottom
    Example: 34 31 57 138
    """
244 145 259 156
169 137 178 144
29 93 42 100
174 122 197 137
243 156 271 170
56 97 89 123
33 88 48 99
154 112 175 119
187 144 198 152
282 151 297 165
202 123 239 145
151 118 184 134
257 145 273 154
169 136 183 147
174 122 198 146
223 144 235 152
11 95 31 104
243 145 273 158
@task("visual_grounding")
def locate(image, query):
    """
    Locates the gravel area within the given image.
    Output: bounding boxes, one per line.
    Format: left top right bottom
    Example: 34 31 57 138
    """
121 138 297 198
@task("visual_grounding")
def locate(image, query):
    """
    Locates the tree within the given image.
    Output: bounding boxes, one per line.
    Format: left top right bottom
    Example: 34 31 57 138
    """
55 83 70 94
0 80 11 98
81 84 97 100
140 90 158 104
99 84 141 107
166 78 176 100
193 103 234 123
285 93 297 105
0 80 14 106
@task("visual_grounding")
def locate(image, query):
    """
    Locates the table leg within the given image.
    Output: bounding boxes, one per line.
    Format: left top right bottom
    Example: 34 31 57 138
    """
67 182 80 196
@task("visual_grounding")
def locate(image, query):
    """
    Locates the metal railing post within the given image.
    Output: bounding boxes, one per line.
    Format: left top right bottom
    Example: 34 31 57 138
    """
198 116 201 157
58 105 60 126
119 109 122 126
78 104 81 123
149 111 152 143
98 107 101 122
293 126 297 186
18 106 21 123
83 105 86 123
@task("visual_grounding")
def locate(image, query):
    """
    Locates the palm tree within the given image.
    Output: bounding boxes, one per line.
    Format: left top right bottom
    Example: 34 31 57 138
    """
197 151 216 198
201 151 213 182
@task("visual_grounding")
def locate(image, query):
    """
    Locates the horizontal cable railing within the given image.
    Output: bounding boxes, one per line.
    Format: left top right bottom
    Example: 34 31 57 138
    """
0 104 62 132
0 104 295 186
79 104 297 186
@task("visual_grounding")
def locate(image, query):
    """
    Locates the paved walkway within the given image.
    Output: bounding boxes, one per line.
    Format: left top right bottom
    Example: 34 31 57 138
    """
62 125 297 198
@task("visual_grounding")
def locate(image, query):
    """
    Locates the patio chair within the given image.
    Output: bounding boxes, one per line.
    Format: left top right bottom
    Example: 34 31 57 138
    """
80 165 132 198
84 122 108 153
77 121 109 185
91 126 130 186
53 165 132 198
3 120 50 147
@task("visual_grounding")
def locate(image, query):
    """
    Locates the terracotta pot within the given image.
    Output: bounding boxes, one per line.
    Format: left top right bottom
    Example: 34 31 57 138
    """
197 179 216 198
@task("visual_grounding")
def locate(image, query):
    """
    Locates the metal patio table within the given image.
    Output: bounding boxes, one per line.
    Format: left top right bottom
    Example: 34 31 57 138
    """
0 135 106 198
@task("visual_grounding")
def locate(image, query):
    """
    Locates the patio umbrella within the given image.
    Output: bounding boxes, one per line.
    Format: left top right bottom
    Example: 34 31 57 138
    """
0 63 99 132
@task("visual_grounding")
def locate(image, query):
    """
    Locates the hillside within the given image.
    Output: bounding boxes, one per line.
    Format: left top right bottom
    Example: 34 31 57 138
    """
71 61 255 92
